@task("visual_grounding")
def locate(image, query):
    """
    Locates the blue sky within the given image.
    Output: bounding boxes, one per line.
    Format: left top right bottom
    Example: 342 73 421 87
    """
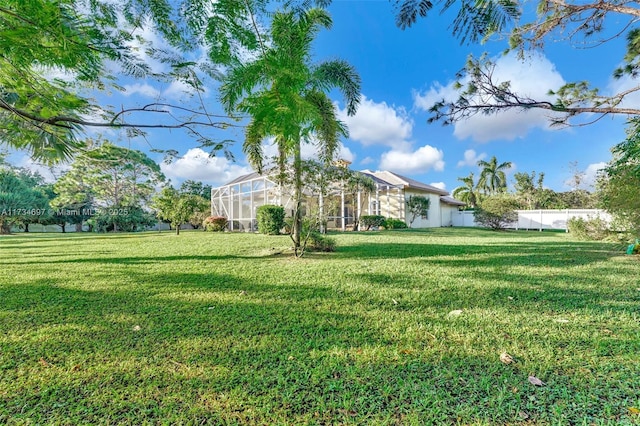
11 1 632 194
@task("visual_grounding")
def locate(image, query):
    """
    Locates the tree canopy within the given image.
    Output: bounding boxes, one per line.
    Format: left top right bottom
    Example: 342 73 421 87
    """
477 155 512 195
0 0 332 162
220 7 361 255
392 0 640 127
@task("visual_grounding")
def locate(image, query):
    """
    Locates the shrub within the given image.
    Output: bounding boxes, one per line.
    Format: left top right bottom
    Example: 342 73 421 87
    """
256 205 285 235
383 218 408 229
360 215 385 230
305 231 336 252
203 216 228 232
473 195 519 230
568 216 612 241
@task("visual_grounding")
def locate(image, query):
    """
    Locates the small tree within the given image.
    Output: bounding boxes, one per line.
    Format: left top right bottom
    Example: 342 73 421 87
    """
256 205 285 235
406 195 430 228
152 187 201 235
473 195 519 230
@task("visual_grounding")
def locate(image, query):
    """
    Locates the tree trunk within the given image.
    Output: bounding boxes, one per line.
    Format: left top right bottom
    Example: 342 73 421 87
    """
24 223 29 232
292 141 303 256
61 223 66 233
0 220 10 234
176 224 180 235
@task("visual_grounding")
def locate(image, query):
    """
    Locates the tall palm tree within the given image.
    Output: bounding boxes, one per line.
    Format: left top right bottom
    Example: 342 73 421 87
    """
220 7 361 256
452 172 480 208
477 155 512 195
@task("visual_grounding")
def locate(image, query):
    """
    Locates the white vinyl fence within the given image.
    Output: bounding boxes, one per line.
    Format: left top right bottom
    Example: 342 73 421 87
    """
452 209 612 231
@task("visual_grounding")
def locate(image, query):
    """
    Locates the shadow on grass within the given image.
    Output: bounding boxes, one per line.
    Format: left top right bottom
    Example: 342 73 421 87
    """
2 276 638 424
336 239 617 265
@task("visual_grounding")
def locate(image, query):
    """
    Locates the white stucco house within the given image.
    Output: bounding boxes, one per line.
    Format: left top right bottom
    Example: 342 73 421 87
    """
210 168 465 231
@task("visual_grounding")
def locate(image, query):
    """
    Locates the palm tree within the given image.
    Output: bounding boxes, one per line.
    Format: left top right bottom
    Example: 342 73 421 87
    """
220 7 361 256
452 172 480 208
477 155 512 195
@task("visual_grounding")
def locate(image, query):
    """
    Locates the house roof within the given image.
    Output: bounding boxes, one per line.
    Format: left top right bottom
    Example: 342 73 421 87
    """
358 170 402 188
223 171 263 186
362 170 449 196
440 196 467 206
218 169 465 205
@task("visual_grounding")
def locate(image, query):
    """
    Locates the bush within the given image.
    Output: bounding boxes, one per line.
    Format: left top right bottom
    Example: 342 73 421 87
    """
567 216 612 241
203 216 228 232
360 215 385 230
383 218 408 229
473 195 519 230
256 205 285 235
305 231 336 252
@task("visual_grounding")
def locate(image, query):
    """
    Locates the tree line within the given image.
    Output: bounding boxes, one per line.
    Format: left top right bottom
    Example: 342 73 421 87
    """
0 144 211 235
451 148 639 237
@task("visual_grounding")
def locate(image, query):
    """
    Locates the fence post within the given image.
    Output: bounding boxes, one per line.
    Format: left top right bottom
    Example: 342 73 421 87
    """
539 210 543 232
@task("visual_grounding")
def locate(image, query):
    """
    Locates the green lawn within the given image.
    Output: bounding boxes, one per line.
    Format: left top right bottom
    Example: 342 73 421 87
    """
1 228 639 425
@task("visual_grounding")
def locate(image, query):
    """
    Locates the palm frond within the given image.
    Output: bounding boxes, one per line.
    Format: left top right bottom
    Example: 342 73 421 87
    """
312 60 361 116
243 120 266 172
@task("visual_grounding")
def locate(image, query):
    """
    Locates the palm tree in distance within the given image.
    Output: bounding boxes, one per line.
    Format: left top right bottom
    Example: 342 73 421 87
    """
452 172 480 208
477 155 512 195
220 7 361 256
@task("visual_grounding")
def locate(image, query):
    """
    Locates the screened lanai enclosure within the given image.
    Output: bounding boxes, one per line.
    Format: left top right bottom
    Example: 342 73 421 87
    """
210 170 408 232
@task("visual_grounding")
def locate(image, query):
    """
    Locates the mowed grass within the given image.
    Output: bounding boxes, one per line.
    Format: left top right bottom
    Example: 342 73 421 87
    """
1 228 639 425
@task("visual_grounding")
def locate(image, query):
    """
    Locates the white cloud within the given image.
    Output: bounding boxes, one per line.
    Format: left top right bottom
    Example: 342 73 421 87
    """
15 156 69 183
457 149 486 167
414 53 566 142
162 80 209 101
430 182 446 190
337 95 413 148
379 144 445 174
160 148 252 186
606 74 640 109
122 83 161 98
260 138 355 164
583 162 607 189
360 156 374 165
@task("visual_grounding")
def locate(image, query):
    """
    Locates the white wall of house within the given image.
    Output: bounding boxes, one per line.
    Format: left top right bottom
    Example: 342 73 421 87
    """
403 190 443 228
440 204 461 227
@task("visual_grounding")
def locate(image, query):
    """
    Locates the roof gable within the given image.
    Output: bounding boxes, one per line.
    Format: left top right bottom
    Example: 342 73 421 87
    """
365 170 448 195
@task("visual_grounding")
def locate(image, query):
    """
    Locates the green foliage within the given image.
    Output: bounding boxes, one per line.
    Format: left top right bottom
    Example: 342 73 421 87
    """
0 168 49 233
477 155 512 195
360 215 385 230
179 180 212 199
473 194 519 230
91 205 155 232
152 187 203 235
452 172 480 208
383 218 408 229
61 142 164 211
256 205 285 235
406 195 430 227
598 118 640 236
220 7 360 255
567 217 612 241
0 0 264 161
203 216 228 232
305 231 336 252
